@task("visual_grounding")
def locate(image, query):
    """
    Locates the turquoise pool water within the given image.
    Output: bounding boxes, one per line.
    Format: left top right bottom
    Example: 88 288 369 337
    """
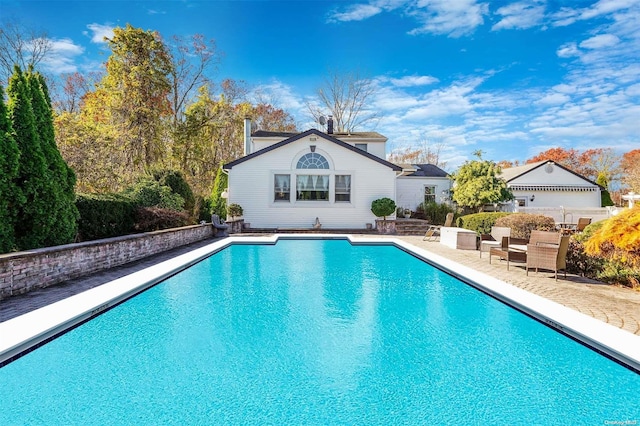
1 239 638 424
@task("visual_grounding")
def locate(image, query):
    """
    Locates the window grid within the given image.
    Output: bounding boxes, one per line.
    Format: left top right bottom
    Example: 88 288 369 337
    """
296 153 329 169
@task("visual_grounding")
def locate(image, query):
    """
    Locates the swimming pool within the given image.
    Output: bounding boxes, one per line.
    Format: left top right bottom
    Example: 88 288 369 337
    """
1 237 639 423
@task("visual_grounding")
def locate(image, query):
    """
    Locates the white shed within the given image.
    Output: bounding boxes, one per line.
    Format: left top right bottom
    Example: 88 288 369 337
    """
500 160 602 208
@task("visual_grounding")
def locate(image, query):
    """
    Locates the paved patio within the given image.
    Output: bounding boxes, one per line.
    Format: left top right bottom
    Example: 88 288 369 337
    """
1 234 639 336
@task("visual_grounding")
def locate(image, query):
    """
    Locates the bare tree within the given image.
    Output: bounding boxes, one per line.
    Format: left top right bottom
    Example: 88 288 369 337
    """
168 34 221 128
306 69 380 133
387 136 448 169
0 20 52 84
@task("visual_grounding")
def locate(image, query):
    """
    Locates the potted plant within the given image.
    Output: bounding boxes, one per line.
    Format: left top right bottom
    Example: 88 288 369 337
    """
404 208 411 218
227 203 243 220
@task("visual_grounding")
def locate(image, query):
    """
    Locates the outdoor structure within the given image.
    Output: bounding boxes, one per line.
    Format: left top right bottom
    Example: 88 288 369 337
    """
223 119 402 229
500 160 602 209
395 163 452 212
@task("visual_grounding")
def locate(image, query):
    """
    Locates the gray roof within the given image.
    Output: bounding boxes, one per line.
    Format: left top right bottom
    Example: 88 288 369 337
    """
400 163 449 177
224 129 402 171
500 160 601 187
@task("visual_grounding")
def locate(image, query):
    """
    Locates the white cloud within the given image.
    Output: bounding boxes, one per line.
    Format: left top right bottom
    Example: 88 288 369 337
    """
579 33 620 49
492 0 546 31
551 0 638 27
251 80 304 112
328 4 383 22
557 42 580 58
85 23 115 44
388 75 439 87
535 92 571 106
408 0 489 37
40 38 85 74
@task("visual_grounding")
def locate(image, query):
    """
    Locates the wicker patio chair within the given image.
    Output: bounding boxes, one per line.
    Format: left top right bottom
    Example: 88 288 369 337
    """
575 217 592 233
479 226 511 258
423 212 454 241
526 234 570 280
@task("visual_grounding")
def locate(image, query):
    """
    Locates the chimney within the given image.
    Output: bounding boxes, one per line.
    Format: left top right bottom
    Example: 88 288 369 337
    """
327 115 334 134
244 117 251 155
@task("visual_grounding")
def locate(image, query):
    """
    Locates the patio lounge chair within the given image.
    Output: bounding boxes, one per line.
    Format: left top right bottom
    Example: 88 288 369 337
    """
526 232 570 280
575 217 592 233
212 214 229 237
423 212 454 241
479 226 511 258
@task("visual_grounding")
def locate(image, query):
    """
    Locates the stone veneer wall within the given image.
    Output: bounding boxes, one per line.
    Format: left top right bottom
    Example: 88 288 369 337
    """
0 224 215 301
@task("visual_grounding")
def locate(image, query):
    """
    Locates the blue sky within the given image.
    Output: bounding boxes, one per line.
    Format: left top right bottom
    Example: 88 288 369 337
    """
3 0 639 170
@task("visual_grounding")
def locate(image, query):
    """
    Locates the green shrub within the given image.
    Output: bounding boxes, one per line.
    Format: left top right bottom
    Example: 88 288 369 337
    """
456 212 510 234
494 213 555 239
76 193 137 241
124 178 185 211
134 207 190 232
227 203 243 217
151 169 195 214
371 198 396 219
195 195 212 223
420 202 455 225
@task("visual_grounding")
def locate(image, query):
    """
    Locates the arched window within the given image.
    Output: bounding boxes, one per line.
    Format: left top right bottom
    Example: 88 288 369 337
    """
296 153 329 169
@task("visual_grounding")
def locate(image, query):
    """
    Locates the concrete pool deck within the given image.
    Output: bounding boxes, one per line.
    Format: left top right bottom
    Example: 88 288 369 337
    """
1 234 639 338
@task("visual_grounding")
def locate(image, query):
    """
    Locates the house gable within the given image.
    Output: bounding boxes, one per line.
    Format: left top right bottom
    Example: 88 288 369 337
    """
224 129 401 171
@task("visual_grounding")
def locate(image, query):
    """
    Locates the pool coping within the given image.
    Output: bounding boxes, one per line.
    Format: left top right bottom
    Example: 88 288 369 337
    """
1 234 639 372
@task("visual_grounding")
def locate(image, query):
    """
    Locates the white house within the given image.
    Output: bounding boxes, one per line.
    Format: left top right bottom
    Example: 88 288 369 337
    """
396 164 451 212
500 160 602 209
223 120 402 229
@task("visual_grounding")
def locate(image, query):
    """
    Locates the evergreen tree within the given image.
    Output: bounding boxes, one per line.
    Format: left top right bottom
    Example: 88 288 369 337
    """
210 167 228 219
0 85 21 252
596 171 614 207
6 65 50 249
27 71 79 245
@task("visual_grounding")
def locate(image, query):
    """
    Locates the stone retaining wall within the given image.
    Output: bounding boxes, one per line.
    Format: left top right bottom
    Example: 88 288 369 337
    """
0 224 215 300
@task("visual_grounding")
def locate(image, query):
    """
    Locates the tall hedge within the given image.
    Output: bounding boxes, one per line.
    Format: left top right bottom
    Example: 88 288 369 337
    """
0 85 21 253
76 193 137 241
6 66 50 250
28 71 79 246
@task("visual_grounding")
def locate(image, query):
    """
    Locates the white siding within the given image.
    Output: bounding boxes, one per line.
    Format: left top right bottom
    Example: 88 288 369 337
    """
509 163 601 208
228 135 396 228
396 177 452 211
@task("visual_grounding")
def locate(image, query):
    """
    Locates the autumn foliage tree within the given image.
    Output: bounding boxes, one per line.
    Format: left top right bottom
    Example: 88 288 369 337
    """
621 149 640 193
584 207 640 288
525 147 619 183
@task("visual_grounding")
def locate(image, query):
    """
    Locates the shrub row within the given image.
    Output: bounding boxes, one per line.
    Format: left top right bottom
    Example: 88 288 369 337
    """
455 212 510 234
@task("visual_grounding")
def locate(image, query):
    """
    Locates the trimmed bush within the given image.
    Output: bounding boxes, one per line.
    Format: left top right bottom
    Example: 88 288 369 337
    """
494 213 555 239
371 198 396 219
134 207 190 232
76 193 137 241
456 212 510 234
